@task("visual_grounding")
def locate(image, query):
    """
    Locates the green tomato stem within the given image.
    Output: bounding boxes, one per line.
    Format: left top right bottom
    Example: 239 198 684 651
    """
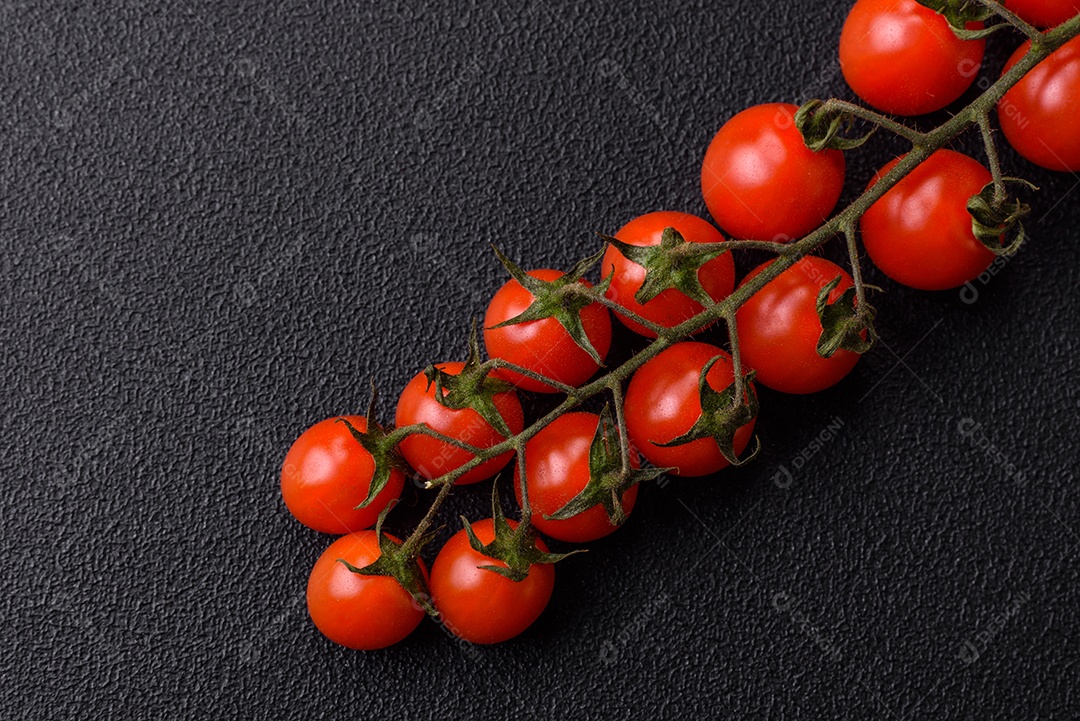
842 221 869 313
977 111 1008 207
608 380 633 476
399 14 1080 555
724 312 748 404
977 0 1043 42
816 98 923 143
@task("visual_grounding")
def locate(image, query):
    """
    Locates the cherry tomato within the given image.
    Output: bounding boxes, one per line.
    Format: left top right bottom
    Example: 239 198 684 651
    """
735 257 861 395
861 150 995 290
1004 0 1080 27
624 342 757 477
839 0 985 116
701 103 846 242
484 269 612 393
306 531 426 650
514 412 639 543
601 211 736 338
999 36 1080 172
281 416 404 534
429 518 555 644
395 362 524 485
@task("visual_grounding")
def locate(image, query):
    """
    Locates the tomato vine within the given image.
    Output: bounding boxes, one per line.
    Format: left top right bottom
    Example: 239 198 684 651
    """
289 2 1080 648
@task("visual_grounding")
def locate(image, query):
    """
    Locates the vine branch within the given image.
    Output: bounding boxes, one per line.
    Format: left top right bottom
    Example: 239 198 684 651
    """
391 12 1080 559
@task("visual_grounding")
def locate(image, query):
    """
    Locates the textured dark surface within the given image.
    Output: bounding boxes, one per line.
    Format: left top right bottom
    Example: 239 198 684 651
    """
2 1 1078 719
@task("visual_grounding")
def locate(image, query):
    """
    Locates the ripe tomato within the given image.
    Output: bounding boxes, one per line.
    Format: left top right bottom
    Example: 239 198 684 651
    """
429 518 555 644
514 412 638 543
839 0 985 116
395 362 524 485
624 342 756 477
484 269 612 393
306 531 426 650
735 257 861 395
999 36 1080 172
701 103 845 242
281 416 404 534
861 150 995 290
601 211 736 338
1004 0 1080 27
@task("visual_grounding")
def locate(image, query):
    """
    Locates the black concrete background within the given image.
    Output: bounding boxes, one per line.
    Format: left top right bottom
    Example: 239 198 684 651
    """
2 1 1078 719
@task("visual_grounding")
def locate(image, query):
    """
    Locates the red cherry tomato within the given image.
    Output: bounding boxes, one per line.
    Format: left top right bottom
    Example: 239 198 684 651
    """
306 531 426 650
429 518 555 644
484 269 612 393
624 342 756 477
839 0 985 116
735 257 861 395
601 211 736 338
999 36 1080 172
515 412 638 543
1004 0 1080 27
281 416 404 534
701 103 846 242
395 362 524 485
861 150 995 290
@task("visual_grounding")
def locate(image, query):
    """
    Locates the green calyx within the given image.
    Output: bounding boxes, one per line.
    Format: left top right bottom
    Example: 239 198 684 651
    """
967 178 1037 256
600 226 726 306
462 483 579 582
547 406 669 526
424 319 516 438
489 245 610 366
916 0 1000 39
338 381 409 509
339 501 437 616
816 276 877 358
795 100 876 153
654 355 761 467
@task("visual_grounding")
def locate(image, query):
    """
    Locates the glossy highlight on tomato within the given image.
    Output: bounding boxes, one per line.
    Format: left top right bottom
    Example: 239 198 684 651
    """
861 150 995 290
515 412 638 543
701 103 846 242
395 362 524 485
601 211 735 338
839 0 985 116
999 35 1080 172
624 342 757 477
430 519 555 644
735 257 861 395
307 531 426 650
484 269 612 393
281 415 404 534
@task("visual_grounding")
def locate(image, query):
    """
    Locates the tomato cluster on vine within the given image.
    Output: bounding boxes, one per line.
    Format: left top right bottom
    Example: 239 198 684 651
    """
280 0 1080 651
